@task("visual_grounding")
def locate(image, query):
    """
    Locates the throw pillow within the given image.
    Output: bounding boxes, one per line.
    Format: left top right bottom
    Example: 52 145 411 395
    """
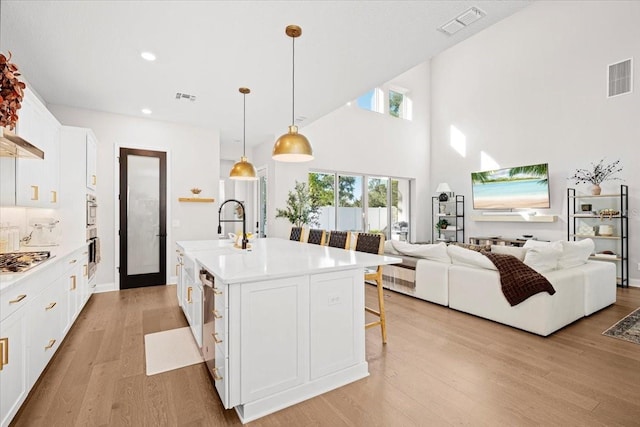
491 245 529 261
523 243 562 273
390 241 451 263
447 245 497 270
449 242 491 252
384 240 401 255
558 239 594 269
523 239 552 249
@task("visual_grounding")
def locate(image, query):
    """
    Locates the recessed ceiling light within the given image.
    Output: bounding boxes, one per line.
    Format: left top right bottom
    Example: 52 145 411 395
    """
141 108 152 115
141 51 156 61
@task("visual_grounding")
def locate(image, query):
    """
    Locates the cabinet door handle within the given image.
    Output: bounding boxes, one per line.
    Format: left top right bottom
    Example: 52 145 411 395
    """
70 275 77 290
186 287 192 304
213 333 222 344
45 302 57 310
31 185 39 201
213 288 222 295
212 367 223 381
213 310 222 319
50 190 57 203
44 339 56 350
69 259 77 264
176 264 180 275
0 337 8 370
92 175 97 185
9 294 27 304
83 264 88 277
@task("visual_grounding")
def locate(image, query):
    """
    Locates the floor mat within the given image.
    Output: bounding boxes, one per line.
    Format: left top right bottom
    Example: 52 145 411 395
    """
144 327 203 375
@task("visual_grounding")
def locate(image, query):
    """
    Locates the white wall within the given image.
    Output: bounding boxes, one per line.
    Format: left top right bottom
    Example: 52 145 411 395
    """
253 61 432 241
48 105 220 288
430 1 640 283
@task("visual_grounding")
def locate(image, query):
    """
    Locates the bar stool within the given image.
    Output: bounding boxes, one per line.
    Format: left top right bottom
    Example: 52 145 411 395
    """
289 226 303 242
327 230 350 249
307 229 326 245
355 232 387 344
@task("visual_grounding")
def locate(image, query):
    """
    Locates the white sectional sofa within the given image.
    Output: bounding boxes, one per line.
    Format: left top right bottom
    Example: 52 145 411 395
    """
382 240 616 336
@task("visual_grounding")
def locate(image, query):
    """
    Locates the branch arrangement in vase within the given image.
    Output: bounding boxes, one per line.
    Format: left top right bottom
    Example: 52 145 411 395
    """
568 159 623 186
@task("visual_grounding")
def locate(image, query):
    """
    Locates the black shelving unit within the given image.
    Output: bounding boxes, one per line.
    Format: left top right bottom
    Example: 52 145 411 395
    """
567 184 628 287
432 194 464 243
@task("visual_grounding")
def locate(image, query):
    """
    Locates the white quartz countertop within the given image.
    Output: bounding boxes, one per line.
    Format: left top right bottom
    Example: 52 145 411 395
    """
181 238 401 285
0 243 86 292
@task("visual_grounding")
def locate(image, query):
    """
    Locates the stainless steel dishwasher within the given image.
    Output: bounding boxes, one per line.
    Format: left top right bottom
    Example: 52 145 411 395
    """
200 269 216 376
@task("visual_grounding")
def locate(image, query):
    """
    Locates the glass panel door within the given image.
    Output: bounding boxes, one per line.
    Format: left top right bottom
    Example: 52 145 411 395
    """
309 172 336 230
119 148 166 289
337 174 363 232
366 177 389 235
391 178 410 241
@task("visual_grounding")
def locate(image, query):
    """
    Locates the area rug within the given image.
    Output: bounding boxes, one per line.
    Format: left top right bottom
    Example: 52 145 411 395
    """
144 327 203 376
602 307 640 345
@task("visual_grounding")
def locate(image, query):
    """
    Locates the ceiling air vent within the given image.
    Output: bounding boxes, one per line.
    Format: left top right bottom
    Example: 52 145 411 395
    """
175 92 197 101
608 59 632 98
438 7 485 36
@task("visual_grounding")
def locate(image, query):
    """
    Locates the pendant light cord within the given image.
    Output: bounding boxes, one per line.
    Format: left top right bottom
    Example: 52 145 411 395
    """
243 92 246 156
291 35 295 126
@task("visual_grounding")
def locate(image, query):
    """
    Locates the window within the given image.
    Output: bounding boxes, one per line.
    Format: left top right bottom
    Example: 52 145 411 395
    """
389 88 412 120
309 171 411 240
356 88 384 114
309 172 335 230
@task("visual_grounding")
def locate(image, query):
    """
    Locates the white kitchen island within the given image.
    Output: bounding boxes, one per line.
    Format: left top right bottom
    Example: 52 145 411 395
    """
178 237 400 424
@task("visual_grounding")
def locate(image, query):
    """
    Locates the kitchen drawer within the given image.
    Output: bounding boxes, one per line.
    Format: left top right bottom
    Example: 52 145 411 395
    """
212 307 227 348
213 342 229 409
213 282 227 312
28 281 63 385
1 282 31 322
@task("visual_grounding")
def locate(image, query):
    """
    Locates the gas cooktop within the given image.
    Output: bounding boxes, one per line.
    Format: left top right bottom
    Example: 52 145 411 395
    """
0 251 52 273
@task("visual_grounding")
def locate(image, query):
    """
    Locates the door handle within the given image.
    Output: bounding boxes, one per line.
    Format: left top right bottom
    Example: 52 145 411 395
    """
156 234 167 238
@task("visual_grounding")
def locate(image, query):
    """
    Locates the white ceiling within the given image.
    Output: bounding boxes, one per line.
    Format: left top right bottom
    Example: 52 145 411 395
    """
1 1 531 151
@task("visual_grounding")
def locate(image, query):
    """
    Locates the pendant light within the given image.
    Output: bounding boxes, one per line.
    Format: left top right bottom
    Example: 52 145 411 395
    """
229 87 258 180
272 25 314 162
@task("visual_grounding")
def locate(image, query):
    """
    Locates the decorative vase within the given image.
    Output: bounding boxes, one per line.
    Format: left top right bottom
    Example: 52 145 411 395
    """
591 184 601 196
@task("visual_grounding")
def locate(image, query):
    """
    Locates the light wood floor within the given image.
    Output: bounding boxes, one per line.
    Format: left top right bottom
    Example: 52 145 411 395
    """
11 285 640 426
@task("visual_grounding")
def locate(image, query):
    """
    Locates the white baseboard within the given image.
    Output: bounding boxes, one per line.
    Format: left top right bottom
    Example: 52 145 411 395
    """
94 282 117 293
629 278 639 288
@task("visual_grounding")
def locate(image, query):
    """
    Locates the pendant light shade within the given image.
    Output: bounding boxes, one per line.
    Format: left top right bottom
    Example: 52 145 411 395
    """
272 25 313 162
230 87 257 181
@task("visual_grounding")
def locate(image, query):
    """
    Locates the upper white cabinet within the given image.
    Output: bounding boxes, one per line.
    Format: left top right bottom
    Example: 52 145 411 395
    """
8 88 61 208
86 132 97 191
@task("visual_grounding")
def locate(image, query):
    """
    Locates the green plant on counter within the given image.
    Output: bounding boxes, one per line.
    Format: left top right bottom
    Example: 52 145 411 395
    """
275 180 320 228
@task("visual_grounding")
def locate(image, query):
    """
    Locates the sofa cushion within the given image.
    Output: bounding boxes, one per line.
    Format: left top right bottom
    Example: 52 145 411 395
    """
447 245 497 270
491 245 528 261
558 239 594 269
523 243 562 273
388 241 451 263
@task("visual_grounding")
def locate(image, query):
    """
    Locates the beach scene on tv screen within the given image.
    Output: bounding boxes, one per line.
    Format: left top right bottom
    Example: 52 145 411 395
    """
472 163 549 209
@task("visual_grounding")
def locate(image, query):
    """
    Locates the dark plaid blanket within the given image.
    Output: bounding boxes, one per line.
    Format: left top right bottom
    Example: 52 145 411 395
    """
483 252 556 306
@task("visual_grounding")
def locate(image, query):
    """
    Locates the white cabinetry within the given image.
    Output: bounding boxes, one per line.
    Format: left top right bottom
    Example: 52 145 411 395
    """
28 280 64 386
201 268 365 423
0 302 28 427
13 88 60 208
86 132 97 191
59 127 98 247
0 246 92 427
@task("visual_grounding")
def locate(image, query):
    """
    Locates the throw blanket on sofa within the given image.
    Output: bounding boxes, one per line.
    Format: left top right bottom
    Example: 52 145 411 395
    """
483 252 556 306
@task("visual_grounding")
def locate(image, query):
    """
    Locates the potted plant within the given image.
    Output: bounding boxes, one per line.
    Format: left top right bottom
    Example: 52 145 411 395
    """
0 51 26 131
435 218 448 240
569 159 623 195
275 180 320 227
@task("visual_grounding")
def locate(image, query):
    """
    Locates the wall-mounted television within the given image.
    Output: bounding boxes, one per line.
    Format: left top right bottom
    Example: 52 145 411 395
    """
471 163 550 210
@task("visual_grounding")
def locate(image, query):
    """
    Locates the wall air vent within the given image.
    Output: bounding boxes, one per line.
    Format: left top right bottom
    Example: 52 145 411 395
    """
608 59 633 97
438 7 485 36
175 92 197 101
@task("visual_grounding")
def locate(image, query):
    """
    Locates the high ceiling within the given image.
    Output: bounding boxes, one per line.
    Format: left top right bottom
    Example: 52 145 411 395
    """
1 1 531 151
